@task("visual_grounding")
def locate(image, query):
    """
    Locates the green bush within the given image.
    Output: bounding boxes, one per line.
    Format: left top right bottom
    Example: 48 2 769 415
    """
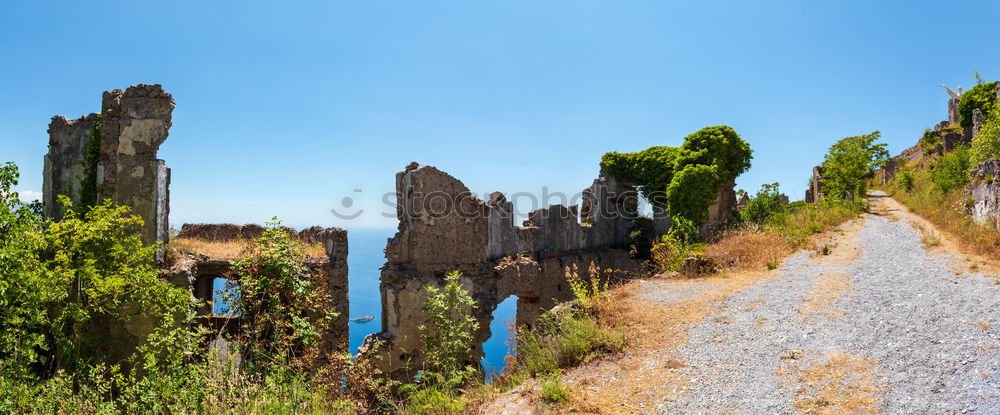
971 109 1000 166
740 182 786 226
919 129 941 155
650 215 704 272
929 146 972 193
417 271 480 389
898 169 916 192
402 386 465 415
601 125 752 226
958 81 998 127
539 371 572 403
228 219 339 375
513 307 625 378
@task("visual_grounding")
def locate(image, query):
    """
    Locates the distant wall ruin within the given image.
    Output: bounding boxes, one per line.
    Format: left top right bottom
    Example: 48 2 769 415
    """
804 166 824 203
44 84 173 248
368 163 647 375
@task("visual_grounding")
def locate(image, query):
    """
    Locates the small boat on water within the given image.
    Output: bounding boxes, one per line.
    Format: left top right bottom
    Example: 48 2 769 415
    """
350 315 375 323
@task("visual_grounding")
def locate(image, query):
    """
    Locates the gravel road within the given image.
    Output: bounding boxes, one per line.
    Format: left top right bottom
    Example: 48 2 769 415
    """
655 199 1000 414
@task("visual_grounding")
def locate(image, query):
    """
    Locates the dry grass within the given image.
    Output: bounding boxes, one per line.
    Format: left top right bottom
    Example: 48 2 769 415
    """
169 237 327 259
701 201 864 275
796 272 851 320
704 227 791 272
885 175 1000 258
781 351 885 414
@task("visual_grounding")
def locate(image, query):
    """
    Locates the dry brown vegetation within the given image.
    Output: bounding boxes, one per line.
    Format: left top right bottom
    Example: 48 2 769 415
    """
169 237 327 259
702 202 863 275
703 227 790 272
882 175 1000 259
477 201 868 414
796 271 851 320
780 351 886 414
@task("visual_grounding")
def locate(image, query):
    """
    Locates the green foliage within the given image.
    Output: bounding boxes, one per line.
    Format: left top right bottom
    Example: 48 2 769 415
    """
971 109 1000 166
601 125 752 226
766 198 864 249
666 164 721 225
228 219 338 374
740 182 786 226
820 131 889 200
566 269 608 312
512 307 625 378
78 116 101 210
539 371 572 403
600 146 680 206
417 271 480 389
958 81 998 127
919 129 941 155
898 169 916 192
0 160 189 378
403 385 465 415
650 215 704 272
43 197 190 373
0 162 370 414
929 145 971 193
785 200 807 210
0 162 50 379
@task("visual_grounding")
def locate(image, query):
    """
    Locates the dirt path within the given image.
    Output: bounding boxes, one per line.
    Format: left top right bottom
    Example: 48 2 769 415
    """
497 193 1000 414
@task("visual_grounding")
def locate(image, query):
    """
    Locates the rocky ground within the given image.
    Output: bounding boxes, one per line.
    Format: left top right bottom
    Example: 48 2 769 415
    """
489 193 1000 414
654 193 1000 414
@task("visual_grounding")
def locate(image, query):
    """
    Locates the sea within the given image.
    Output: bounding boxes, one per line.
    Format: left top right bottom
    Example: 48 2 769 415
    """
212 227 516 377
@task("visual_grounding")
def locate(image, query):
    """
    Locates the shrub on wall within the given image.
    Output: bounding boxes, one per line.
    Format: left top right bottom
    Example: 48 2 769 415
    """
958 81 998 127
971 109 1000 166
600 126 752 227
228 219 338 375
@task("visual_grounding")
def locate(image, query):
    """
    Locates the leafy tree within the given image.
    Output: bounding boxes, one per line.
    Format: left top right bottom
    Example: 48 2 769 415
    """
0 161 190 378
820 131 889 200
600 125 752 227
0 162 50 379
740 182 786 225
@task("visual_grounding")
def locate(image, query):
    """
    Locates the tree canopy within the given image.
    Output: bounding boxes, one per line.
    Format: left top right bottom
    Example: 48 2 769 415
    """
820 131 889 200
600 125 752 226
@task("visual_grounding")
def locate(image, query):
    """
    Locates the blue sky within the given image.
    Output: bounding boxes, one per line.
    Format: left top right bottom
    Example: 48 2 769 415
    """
2 0 999 229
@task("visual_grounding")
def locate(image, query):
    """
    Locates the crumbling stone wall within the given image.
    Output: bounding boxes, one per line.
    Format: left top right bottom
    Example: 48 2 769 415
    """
177 223 335 247
969 159 1000 231
167 226 350 354
805 166 825 203
370 163 642 375
44 84 173 248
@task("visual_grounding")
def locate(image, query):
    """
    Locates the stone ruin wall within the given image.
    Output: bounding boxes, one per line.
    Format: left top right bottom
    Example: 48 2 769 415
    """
44 84 173 248
39 84 352 364
805 166 824 203
969 86 1000 229
368 162 738 374
371 162 644 374
167 225 350 354
872 83 1000 231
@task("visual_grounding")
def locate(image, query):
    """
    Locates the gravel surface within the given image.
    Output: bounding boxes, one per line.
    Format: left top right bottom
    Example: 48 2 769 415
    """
655 212 1000 414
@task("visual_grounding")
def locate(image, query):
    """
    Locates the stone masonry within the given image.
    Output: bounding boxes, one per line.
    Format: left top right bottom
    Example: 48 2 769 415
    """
44 84 173 248
171 224 351 353
368 163 643 376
